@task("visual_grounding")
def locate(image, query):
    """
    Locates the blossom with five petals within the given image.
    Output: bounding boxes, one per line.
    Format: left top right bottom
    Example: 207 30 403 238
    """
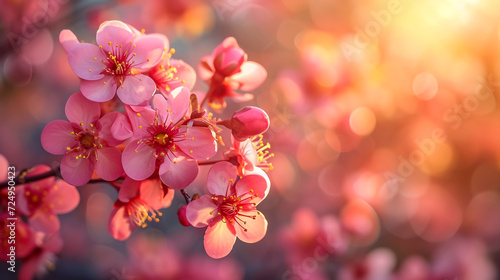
122 86 217 189
41 92 126 186
64 20 164 105
186 161 270 258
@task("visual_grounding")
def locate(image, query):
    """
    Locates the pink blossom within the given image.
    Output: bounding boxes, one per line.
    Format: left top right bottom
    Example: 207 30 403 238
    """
19 232 63 280
122 87 217 189
16 165 79 234
186 161 270 259
108 176 174 241
41 92 127 186
223 135 274 176
218 106 270 141
64 20 164 105
199 37 267 109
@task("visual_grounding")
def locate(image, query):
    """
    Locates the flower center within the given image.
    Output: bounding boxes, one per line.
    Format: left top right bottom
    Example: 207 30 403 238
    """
155 132 170 146
211 187 259 232
79 133 95 149
127 198 163 228
24 185 59 213
220 201 238 217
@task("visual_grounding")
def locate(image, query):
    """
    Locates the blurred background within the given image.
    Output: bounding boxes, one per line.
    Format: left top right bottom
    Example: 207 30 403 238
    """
1 0 500 279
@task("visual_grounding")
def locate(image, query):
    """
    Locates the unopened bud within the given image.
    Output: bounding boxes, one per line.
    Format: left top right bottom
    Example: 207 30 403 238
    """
229 106 270 141
177 205 191 227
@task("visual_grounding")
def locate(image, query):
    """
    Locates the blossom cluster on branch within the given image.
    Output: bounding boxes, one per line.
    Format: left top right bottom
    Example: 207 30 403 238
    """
1 19 273 278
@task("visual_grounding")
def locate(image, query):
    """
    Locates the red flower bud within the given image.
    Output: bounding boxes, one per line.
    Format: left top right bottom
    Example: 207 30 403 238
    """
177 205 191 227
230 106 270 141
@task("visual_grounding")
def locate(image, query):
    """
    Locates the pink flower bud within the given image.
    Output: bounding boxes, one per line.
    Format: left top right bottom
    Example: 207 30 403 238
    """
213 47 246 77
177 205 191 227
229 106 270 141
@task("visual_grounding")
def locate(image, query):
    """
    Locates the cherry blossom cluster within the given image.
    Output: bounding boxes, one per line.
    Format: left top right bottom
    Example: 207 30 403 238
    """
1 19 273 271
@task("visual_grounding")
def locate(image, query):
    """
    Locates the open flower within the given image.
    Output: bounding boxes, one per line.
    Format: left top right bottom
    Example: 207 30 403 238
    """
199 37 267 110
122 87 217 189
108 176 174 241
16 165 79 233
186 161 270 258
64 20 164 105
41 92 126 186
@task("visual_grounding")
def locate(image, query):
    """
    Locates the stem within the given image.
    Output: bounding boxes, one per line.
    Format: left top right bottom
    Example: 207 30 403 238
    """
197 159 228 166
180 189 191 204
0 166 59 189
0 165 124 189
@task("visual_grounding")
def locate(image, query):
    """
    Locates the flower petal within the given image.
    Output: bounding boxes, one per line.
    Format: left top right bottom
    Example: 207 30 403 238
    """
97 112 132 146
132 36 165 69
96 21 133 53
177 126 217 161
46 179 80 214
118 177 141 203
235 171 270 204
67 43 107 80
116 74 156 106
165 86 190 123
213 37 240 57
198 55 215 82
186 195 217 228
60 154 94 186
234 211 267 243
95 147 124 181
204 219 237 259
138 178 164 209
159 155 198 190
65 92 100 127
41 120 76 155
166 59 196 91
230 61 267 91
151 93 171 123
108 206 136 241
80 76 117 102
59 29 79 53
207 162 237 196
29 211 60 233
122 140 156 181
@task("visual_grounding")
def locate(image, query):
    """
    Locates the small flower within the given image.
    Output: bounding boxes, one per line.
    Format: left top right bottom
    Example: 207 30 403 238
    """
218 106 270 141
16 165 79 234
108 176 174 241
186 161 270 259
223 135 274 177
41 92 126 186
122 87 217 189
199 37 267 110
64 20 165 105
